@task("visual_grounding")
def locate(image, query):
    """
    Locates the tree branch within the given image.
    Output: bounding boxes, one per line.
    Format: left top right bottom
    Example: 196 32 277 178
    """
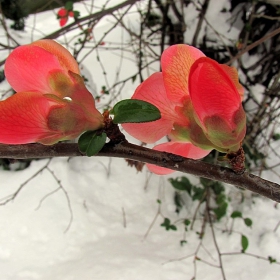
0 142 279 203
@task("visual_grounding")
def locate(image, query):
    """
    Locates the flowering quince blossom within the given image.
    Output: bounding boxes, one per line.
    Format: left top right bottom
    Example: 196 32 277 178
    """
1 40 104 145
122 44 246 175
57 8 74 27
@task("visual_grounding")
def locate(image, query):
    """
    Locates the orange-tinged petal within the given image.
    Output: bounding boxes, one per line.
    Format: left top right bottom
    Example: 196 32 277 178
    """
146 141 211 175
0 92 63 144
31 40 80 75
219 64 244 99
122 72 178 143
161 44 205 103
5 45 65 94
189 57 241 130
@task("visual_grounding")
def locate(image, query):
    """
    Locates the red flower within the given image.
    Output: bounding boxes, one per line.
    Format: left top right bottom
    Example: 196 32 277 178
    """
122 44 246 174
57 8 74 27
1 40 104 145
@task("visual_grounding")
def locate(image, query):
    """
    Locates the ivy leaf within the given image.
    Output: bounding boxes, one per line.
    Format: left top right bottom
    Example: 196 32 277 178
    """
78 131 107 157
268 256 277 264
213 201 228 220
244 218 253 228
180 240 187 246
65 1 73 10
231 211 243 218
169 177 192 195
73 10 80 18
241 235 249 252
160 218 177 231
192 186 205 201
111 99 161 124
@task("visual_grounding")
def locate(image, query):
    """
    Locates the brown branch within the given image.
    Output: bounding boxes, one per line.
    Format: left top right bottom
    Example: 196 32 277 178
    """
226 26 280 65
0 142 280 203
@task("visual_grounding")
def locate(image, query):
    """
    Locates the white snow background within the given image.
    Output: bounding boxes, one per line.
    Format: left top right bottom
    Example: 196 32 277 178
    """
0 1 280 279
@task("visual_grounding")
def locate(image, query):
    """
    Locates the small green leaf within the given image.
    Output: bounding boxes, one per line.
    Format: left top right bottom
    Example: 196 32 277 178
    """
161 218 170 229
169 177 192 194
184 219 191 231
192 186 205 201
213 202 228 220
65 1 73 10
111 99 161 124
241 235 249 252
231 211 243 218
273 133 280 141
157 199 161 204
268 256 277 264
244 218 253 227
78 131 106 157
169 225 177 231
160 218 177 231
131 75 137 83
174 192 183 214
180 240 187 246
73 10 80 18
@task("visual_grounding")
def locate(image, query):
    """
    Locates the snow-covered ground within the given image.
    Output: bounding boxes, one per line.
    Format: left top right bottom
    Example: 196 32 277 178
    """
0 1 279 279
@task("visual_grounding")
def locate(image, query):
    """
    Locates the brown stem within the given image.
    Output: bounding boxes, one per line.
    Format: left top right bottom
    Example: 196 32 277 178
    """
0 142 279 203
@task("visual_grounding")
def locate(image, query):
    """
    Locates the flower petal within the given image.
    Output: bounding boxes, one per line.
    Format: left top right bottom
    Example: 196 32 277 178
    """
122 72 177 143
146 141 211 175
189 57 241 129
58 8 68 17
5 40 80 94
161 44 205 103
0 92 63 144
5 45 65 93
32 40 80 74
219 64 244 99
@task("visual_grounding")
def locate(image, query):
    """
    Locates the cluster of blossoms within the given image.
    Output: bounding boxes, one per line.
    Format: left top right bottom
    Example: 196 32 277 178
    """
57 7 77 27
1 40 104 144
1 40 246 175
122 45 246 174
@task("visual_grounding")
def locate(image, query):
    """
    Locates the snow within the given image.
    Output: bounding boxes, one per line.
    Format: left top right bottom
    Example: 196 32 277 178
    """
0 1 280 279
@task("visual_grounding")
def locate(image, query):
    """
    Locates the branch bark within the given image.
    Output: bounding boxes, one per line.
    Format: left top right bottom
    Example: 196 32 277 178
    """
0 142 279 203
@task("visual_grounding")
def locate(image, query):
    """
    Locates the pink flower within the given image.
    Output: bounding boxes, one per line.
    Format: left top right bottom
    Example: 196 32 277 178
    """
1 40 104 145
122 44 246 174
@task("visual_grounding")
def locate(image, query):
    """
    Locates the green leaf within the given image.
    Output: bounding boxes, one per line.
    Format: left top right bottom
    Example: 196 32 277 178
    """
169 225 177 231
268 256 277 264
241 235 249 252
213 202 228 220
65 1 73 10
174 192 183 214
273 133 280 141
73 10 80 18
184 219 191 231
169 177 192 194
231 211 243 218
160 218 177 231
210 181 225 195
78 131 106 157
244 218 253 227
180 240 187 246
111 99 161 124
192 186 205 201
131 75 137 83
